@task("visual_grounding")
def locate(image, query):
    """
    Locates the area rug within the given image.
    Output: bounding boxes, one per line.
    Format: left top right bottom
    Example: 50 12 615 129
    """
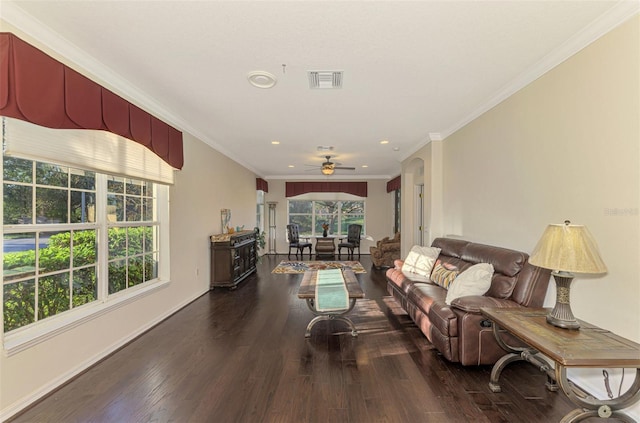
272 260 366 274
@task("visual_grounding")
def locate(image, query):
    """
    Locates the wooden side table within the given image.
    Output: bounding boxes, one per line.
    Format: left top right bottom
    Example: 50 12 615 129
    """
315 236 336 258
481 307 640 423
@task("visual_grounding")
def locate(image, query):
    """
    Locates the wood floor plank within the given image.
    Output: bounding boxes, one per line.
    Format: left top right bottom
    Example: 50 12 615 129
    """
8 255 581 423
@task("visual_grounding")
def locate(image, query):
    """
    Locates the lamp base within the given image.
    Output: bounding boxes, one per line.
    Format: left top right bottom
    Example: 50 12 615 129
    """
547 271 580 330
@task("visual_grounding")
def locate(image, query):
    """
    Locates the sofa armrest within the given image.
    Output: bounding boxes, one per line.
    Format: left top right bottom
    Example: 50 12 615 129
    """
450 295 520 314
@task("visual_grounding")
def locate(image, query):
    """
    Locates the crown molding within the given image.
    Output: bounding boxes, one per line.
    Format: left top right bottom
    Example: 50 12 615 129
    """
440 2 640 140
1 1 260 176
265 174 392 181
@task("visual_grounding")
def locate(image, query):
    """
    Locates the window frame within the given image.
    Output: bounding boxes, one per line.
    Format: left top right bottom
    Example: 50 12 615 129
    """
2 151 171 356
287 199 366 237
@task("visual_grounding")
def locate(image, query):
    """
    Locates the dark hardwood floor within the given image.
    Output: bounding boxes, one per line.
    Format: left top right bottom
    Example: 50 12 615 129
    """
10 254 588 422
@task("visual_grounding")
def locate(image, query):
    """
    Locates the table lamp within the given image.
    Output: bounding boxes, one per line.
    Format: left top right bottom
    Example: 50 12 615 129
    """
529 220 607 330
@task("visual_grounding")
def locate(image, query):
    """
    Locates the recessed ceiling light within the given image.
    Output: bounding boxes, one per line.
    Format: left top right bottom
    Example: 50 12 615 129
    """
362 165 368 168
380 140 389 144
248 71 277 89
288 165 295 168
271 141 280 145
317 146 334 152
393 147 400 151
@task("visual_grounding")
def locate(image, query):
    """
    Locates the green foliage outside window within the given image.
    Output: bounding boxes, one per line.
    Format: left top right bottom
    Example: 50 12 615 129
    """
289 200 365 237
3 227 153 333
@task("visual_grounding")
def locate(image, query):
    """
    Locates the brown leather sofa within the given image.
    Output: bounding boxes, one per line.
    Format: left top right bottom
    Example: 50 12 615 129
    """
370 232 401 269
386 237 551 366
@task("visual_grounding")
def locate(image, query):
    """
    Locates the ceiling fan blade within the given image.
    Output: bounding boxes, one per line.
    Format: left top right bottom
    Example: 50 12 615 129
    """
334 166 356 170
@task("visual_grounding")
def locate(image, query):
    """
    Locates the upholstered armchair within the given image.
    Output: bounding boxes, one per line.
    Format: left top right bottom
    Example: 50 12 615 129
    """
370 233 401 269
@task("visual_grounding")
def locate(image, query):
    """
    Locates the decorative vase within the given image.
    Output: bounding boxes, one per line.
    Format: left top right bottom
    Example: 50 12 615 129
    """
323 229 328 237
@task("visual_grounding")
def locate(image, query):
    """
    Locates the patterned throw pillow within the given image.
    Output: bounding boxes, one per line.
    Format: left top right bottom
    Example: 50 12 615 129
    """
401 246 441 277
430 262 459 289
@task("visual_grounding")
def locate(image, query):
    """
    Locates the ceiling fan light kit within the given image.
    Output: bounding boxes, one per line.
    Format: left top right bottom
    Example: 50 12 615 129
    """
311 155 356 176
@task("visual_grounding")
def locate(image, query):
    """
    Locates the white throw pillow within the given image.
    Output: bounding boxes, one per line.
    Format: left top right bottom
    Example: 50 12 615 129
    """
445 262 494 305
402 245 441 277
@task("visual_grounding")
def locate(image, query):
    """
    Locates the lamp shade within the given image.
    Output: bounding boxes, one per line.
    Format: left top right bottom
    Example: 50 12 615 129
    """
321 164 334 175
529 221 607 274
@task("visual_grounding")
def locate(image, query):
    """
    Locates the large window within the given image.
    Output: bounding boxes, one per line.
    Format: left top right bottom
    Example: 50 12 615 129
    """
3 156 161 334
288 200 365 237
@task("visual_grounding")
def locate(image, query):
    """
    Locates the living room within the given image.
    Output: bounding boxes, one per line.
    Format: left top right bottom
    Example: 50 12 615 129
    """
1 1 639 421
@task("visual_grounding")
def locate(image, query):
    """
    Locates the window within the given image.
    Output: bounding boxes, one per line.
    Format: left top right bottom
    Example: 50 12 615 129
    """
288 200 365 236
106 176 159 294
3 157 162 333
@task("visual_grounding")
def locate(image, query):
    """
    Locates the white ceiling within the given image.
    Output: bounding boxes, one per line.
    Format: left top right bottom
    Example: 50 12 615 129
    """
3 1 637 180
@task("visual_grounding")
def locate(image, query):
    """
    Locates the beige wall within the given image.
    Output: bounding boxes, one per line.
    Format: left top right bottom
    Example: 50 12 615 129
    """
442 15 639 340
263 179 394 255
400 140 444 256
0 24 259 418
0 130 259 419
434 16 638 415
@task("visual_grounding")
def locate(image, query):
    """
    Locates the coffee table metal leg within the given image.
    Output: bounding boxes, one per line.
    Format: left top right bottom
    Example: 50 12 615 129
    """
304 298 358 337
304 315 358 338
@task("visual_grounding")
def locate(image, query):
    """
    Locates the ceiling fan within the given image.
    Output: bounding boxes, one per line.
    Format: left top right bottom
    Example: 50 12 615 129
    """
306 155 356 175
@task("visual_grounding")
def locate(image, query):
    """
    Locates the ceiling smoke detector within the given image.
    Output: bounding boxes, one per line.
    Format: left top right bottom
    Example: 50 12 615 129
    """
308 71 343 89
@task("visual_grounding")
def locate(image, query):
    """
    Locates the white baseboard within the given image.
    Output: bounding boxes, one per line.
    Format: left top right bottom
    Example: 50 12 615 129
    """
0 289 208 421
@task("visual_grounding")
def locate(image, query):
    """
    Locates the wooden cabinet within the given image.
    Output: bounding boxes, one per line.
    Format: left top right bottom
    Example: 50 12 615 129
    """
210 230 257 289
315 236 336 258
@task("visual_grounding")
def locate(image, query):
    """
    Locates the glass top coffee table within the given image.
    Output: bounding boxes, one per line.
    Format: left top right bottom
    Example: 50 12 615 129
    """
297 268 364 337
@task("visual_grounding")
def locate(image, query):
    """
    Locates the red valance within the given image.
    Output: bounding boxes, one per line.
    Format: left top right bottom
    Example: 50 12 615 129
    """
256 178 268 192
386 175 401 192
0 32 184 169
286 182 367 197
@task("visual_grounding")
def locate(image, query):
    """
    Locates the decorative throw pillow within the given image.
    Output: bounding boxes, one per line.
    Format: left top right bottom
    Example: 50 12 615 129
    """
445 262 494 305
430 261 459 289
402 245 441 277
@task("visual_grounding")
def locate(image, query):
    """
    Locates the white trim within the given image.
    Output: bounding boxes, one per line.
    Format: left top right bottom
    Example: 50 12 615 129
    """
0 289 209 422
1 2 260 176
3 279 170 356
398 2 640 163
440 3 640 140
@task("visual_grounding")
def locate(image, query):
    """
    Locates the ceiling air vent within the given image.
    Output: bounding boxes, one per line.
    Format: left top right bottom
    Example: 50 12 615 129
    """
308 71 343 89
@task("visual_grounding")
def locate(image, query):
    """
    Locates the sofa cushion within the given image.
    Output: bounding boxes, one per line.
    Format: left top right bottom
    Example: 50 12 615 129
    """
430 261 459 289
402 245 440 277
386 267 416 294
461 243 526 277
407 282 447 317
486 274 518 299
445 262 494 305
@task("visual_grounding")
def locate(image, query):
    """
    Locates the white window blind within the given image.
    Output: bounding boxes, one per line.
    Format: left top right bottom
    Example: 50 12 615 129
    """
2 117 175 184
